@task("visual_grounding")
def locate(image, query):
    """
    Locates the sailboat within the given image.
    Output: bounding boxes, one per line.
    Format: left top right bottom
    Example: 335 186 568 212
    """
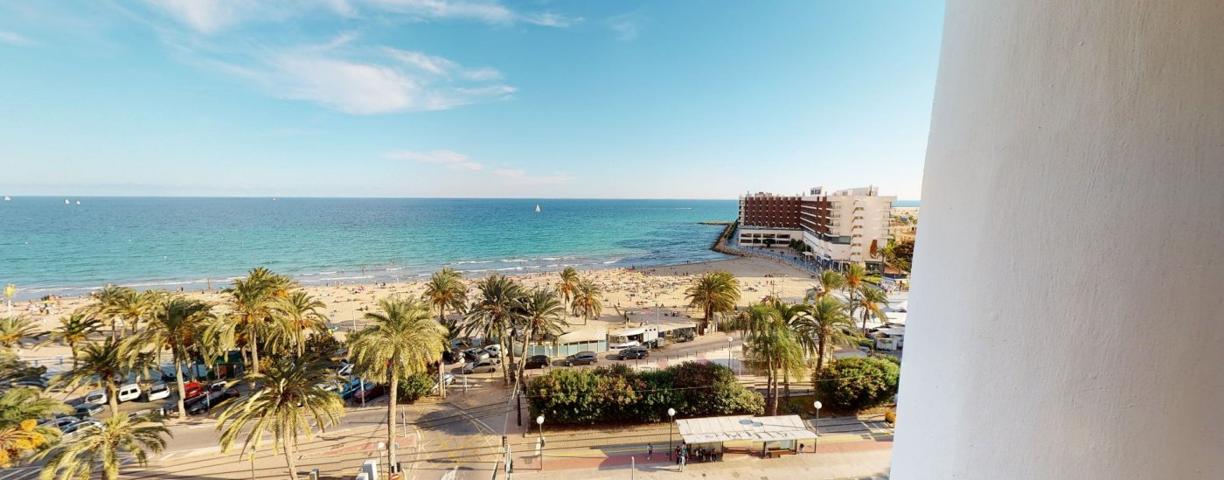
64 199 70 205
3 195 10 201
75 200 81 205
534 203 541 213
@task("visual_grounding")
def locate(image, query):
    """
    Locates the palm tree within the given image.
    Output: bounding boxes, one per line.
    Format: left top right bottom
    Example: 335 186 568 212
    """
422 268 467 399
134 297 214 419
515 288 568 384
270 291 329 358
805 270 846 303
570 277 603 326
348 298 446 473
464 274 525 385
84 285 132 339
46 313 101 370
685 271 741 335
0 317 40 349
57 338 148 413
223 268 293 375
842 263 868 321
218 358 342 480
854 286 890 332
555 267 580 313
0 388 70 467
36 413 169 480
794 296 857 377
742 304 804 415
768 299 812 400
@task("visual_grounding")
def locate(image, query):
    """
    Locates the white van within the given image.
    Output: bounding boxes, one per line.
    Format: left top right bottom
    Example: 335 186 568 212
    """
117 383 142 403
144 382 170 402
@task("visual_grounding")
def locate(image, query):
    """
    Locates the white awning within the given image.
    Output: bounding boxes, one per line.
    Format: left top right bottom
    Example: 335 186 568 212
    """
676 415 815 444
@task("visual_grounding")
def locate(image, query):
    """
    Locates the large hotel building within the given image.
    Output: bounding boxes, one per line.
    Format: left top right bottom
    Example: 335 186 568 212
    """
738 186 895 271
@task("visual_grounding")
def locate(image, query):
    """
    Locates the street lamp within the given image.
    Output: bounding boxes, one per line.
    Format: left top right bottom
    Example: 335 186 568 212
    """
812 401 822 453
536 414 546 469
727 337 733 372
667 408 676 459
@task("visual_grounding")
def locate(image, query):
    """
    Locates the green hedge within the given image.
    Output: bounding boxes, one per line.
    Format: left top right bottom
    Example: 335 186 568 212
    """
817 356 900 410
527 362 763 425
396 372 435 404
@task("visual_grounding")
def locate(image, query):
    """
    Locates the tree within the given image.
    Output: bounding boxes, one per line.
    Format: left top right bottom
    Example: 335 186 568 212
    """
794 296 858 378
57 338 149 413
742 304 804 415
685 271 741 335
422 268 467 399
46 313 101 370
464 274 525 385
515 288 568 385
223 268 293 375
35 413 169 480
217 358 343 480
556 267 580 312
269 291 329 358
570 277 603 326
805 270 846 303
818 356 900 410
348 298 446 472
854 286 890 332
0 388 69 467
0 317 40 349
84 285 136 339
134 296 214 419
842 263 867 322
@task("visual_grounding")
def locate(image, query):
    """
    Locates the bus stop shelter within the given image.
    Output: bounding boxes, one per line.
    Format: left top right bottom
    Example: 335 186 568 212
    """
676 415 816 459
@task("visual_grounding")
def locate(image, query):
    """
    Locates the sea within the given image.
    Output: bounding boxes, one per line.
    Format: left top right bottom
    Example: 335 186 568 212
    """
0 197 740 300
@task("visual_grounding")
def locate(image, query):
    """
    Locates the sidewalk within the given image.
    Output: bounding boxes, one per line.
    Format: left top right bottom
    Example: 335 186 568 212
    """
510 437 892 480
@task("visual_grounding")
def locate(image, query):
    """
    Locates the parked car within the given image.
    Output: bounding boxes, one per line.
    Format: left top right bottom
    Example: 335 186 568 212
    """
117 383 142 403
9 378 48 390
463 348 491 363
442 349 460 364
340 378 366 400
74 402 105 418
564 351 599 366
144 382 170 402
482 344 502 358
616 346 650 360
337 363 354 377
127 408 163 420
352 383 385 402
62 420 102 439
83 390 107 405
524 355 551 369
182 381 205 400
185 386 240 415
462 359 499 374
432 374 455 394
44 415 79 430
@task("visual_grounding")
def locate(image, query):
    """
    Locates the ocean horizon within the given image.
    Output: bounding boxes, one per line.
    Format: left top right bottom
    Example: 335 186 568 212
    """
1 197 742 300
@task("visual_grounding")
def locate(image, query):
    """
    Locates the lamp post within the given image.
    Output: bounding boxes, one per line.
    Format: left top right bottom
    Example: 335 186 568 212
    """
667 408 676 459
727 337 733 372
812 401 822 453
536 415 545 469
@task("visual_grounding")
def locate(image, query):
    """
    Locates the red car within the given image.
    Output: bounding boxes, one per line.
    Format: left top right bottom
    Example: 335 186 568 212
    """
352 383 385 402
182 381 205 400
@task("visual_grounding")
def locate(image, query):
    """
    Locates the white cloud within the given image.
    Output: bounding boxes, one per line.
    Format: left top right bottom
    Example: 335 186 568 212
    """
386 150 484 171
607 12 643 41
145 0 576 33
384 48 458 75
0 30 35 46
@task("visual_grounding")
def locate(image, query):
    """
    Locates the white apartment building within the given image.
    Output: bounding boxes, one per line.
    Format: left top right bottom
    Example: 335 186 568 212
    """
799 186 895 271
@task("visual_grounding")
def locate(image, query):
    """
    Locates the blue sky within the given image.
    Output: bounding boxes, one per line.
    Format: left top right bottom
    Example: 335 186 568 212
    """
0 1 943 199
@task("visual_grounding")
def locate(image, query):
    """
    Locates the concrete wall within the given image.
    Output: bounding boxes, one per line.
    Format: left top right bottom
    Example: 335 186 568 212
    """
892 1 1223 479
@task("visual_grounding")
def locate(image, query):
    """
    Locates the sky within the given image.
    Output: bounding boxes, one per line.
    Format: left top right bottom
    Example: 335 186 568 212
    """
0 0 944 200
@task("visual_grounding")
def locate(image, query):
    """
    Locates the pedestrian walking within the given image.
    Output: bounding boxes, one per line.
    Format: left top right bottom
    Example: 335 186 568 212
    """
647 443 654 460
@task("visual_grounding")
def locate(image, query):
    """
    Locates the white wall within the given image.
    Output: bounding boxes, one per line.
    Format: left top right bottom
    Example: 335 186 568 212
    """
892 1 1224 479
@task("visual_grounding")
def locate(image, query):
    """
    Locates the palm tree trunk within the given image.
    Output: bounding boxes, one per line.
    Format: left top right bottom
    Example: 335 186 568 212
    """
439 308 447 399
500 332 512 386
249 328 261 375
174 357 188 418
814 337 827 392
283 430 300 480
107 380 119 414
783 363 791 402
69 344 78 370
387 368 400 471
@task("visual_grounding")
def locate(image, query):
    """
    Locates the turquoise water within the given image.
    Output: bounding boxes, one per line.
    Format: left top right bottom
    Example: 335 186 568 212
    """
0 197 736 300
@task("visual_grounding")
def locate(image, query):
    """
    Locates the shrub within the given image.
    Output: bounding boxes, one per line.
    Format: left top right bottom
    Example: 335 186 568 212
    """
397 372 435 404
528 361 762 425
818 356 900 411
884 410 896 425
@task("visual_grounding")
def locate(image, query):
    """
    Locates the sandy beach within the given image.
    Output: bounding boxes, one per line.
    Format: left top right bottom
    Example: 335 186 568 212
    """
12 256 822 366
